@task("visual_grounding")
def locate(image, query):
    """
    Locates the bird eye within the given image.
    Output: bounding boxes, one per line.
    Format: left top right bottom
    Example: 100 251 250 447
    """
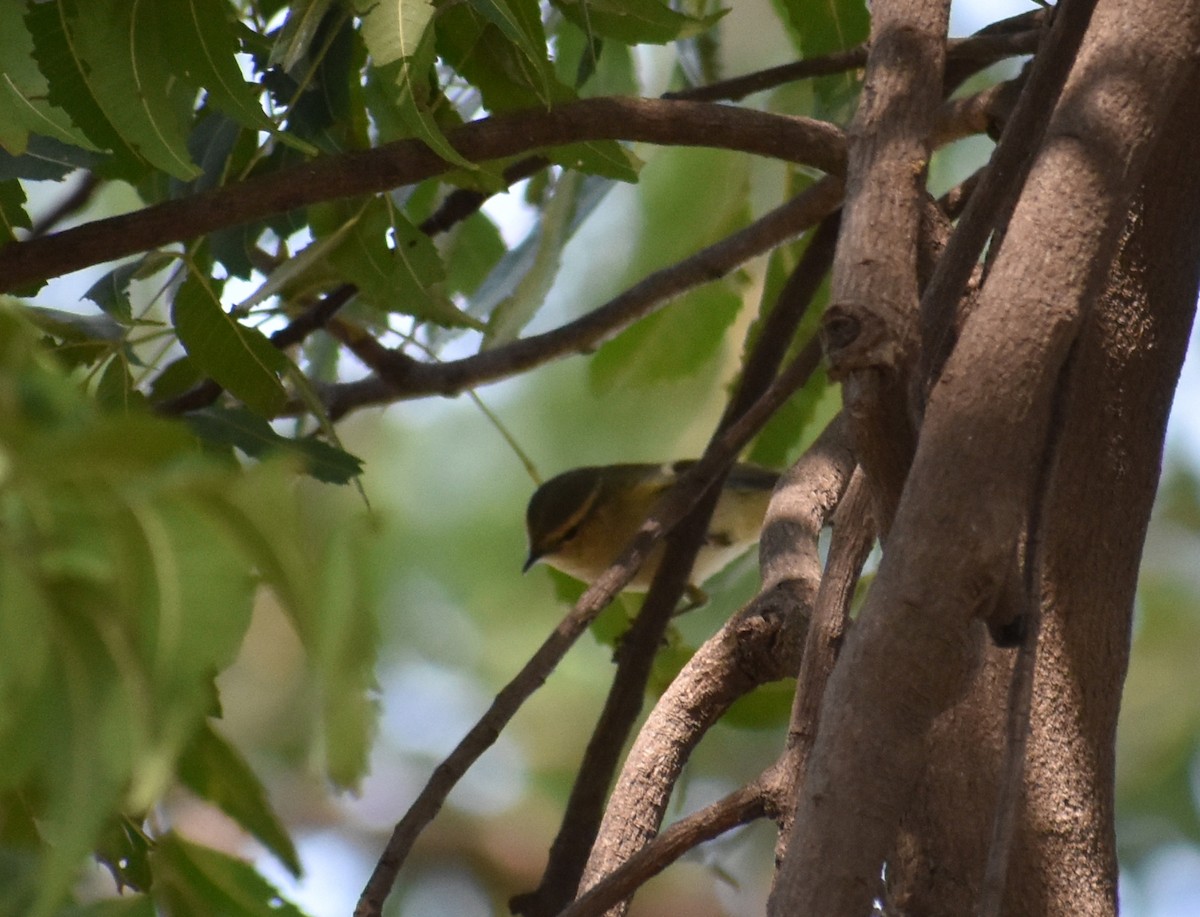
560 522 583 544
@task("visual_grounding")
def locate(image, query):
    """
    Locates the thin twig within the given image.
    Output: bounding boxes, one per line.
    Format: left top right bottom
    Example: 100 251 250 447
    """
576 417 855 906
155 284 356 416
353 333 825 917
919 0 1100 391
559 784 768 917
512 212 842 917
322 177 844 416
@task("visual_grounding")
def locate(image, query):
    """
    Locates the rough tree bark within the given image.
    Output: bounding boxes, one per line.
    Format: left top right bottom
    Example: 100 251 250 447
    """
770 0 1200 914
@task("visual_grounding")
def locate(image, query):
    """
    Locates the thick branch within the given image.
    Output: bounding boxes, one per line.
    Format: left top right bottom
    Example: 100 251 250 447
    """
818 0 951 535
772 1 1200 913
0 98 845 292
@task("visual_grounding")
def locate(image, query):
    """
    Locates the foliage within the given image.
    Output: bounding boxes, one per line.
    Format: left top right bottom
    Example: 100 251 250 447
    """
2 0 1199 914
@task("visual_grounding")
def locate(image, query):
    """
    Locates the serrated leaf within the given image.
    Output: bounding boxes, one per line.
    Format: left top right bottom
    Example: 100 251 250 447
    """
164 0 275 134
271 0 338 71
152 835 310 917
84 262 141 324
66 0 201 179
0 179 30 244
171 275 288 417
552 0 727 45
25 0 146 178
185 405 363 484
465 0 555 101
178 723 302 876
358 1 478 170
0 3 98 155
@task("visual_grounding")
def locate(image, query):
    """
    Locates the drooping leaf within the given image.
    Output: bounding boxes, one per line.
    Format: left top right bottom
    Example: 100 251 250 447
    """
163 0 276 134
171 274 289 417
65 0 202 179
0 180 30 244
358 0 478 170
185 405 364 484
0 2 98 155
151 835 311 917
177 723 302 876
552 0 727 45
485 170 584 346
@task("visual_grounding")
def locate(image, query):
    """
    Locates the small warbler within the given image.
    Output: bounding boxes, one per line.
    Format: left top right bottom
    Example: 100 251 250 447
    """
523 461 779 597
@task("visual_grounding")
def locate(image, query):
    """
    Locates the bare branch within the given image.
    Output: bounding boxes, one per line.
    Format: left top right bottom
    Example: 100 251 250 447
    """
818 0 951 537
919 0 1100 394
0 98 845 292
667 17 1042 104
769 470 874 850
576 416 856 911
561 784 767 917
320 177 844 418
354 334 832 917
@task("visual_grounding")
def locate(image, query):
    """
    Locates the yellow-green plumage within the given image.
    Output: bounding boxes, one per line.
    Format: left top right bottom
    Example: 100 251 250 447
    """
524 462 778 592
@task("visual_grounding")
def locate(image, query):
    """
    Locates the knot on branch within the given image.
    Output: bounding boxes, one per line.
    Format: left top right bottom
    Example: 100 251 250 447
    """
821 301 905 380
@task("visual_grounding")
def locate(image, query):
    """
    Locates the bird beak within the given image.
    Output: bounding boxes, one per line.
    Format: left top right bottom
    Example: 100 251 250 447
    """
522 550 541 574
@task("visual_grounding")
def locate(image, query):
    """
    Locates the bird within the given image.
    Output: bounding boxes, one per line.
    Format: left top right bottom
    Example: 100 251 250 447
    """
523 461 779 601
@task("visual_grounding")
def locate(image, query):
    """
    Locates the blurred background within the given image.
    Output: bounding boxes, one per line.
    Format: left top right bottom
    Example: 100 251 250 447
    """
27 0 1200 913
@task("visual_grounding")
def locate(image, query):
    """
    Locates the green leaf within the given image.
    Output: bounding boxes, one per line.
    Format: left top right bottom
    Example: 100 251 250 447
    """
0 179 30 244
62 895 156 917
0 3 98 155
62 896 156 917
358 0 478 170
178 723 302 876
312 198 482 328
552 0 727 45
271 0 339 72
95 356 150 414
66 0 201 179
547 140 640 182
152 834 310 917
771 0 868 111
589 281 744 390
185 405 364 484
25 0 145 177
84 263 141 325
163 0 275 134
442 211 507 298
485 170 583 346
171 274 289 417
464 0 556 101
310 519 380 788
